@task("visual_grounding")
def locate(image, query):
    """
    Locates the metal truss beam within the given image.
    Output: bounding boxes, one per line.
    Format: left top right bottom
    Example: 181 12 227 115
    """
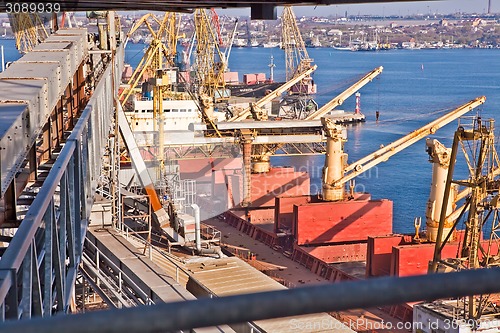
254 142 326 157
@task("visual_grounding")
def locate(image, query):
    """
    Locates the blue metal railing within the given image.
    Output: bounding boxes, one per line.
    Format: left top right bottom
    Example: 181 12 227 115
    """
0 47 121 319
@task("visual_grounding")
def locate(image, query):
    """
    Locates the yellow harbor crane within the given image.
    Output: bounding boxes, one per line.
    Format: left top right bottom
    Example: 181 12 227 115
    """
226 66 382 174
281 6 312 80
118 12 181 196
193 8 227 102
321 97 486 201
9 12 49 53
119 12 179 104
279 6 318 119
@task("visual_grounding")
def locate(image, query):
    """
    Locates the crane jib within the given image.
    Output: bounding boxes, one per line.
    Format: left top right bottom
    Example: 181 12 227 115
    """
333 96 486 187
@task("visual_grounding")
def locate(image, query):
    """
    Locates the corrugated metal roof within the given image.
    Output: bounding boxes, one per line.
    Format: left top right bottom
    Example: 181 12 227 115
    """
187 257 285 296
186 257 356 333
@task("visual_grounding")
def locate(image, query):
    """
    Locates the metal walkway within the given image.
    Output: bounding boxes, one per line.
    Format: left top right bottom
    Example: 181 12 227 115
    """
85 226 234 333
86 226 194 305
0 27 117 319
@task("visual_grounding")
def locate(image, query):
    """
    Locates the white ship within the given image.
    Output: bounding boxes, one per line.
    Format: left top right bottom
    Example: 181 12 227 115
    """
262 41 280 48
125 98 227 144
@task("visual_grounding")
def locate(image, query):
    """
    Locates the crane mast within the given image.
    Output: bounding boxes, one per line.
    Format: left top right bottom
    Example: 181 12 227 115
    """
280 6 317 119
194 8 227 107
281 6 312 80
117 12 181 215
425 139 456 242
429 115 500 321
9 12 48 53
119 12 179 104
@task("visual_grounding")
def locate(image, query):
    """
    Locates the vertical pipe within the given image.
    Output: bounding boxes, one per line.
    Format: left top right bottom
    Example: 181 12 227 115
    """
1 45 4 72
425 139 454 242
191 204 201 253
321 118 345 201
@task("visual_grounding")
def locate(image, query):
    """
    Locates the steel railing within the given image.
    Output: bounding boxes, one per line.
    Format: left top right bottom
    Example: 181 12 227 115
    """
0 267 500 332
0 47 122 320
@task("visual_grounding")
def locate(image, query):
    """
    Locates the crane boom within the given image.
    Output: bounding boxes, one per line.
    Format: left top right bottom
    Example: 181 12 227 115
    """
228 64 317 121
305 66 383 120
331 96 486 189
123 13 155 47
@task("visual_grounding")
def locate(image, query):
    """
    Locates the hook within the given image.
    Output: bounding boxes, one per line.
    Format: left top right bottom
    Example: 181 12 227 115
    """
414 217 421 241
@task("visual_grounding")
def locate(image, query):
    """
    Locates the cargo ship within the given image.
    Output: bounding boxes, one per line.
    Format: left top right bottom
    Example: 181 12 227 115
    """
173 96 496 330
223 56 284 98
226 80 283 98
119 86 492 331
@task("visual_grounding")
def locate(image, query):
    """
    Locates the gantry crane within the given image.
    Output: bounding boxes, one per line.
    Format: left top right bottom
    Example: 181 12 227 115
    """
119 12 180 174
321 96 486 201
117 12 181 229
193 8 227 105
119 12 179 104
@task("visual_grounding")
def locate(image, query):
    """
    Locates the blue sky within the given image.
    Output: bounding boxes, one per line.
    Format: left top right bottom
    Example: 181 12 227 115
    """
219 0 498 17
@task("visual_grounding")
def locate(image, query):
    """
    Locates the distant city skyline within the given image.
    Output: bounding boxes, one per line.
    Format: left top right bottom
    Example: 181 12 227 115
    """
219 0 498 17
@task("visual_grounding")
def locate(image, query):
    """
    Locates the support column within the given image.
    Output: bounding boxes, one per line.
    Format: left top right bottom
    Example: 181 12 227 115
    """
64 86 73 130
425 139 455 242
2 180 16 222
50 107 59 150
28 146 37 182
77 65 86 113
56 99 64 145
242 141 252 207
321 118 346 201
40 122 51 163
71 72 79 119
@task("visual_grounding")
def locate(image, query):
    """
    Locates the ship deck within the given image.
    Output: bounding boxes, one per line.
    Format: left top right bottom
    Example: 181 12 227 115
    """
204 216 413 332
